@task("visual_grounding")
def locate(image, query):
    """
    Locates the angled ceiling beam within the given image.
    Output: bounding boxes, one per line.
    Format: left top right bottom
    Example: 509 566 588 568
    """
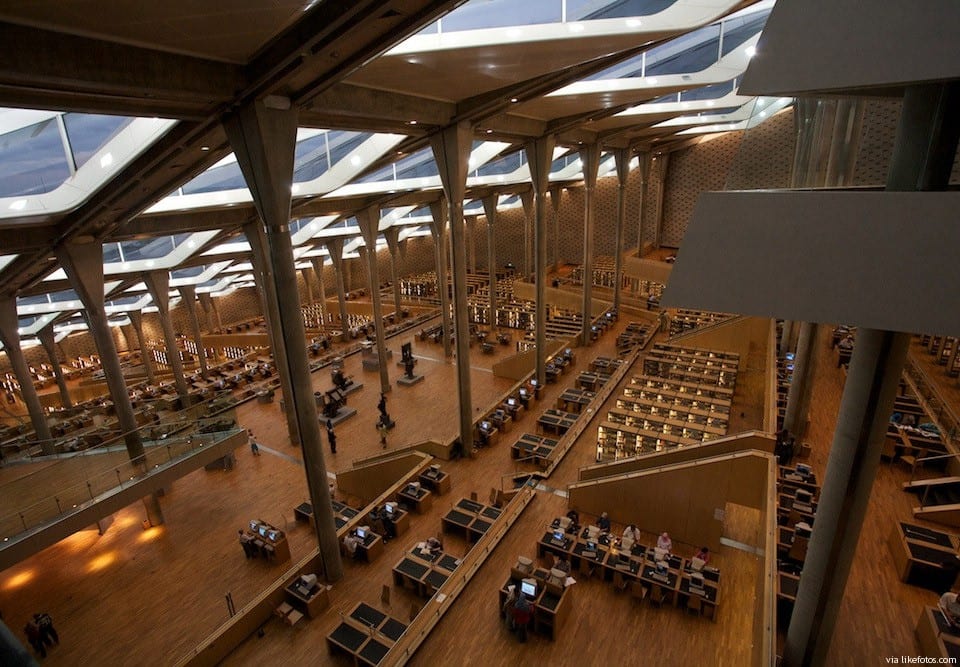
302 83 456 131
0 22 243 118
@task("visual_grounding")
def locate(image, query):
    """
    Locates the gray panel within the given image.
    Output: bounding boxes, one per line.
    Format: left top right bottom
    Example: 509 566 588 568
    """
740 0 960 96
662 191 960 336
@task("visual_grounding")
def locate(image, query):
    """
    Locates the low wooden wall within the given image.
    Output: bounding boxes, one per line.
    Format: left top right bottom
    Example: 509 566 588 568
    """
336 450 432 503
567 451 770 552
492 339 567 381
511 281 611 317
577 431 776 481
622 255 672 285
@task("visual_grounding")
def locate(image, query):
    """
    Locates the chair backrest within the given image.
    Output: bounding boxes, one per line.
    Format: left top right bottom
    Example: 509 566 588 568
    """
380 584 391 607
587 525 600 539
549 568 566 582
518 556 533 570
559 516 572 530
621 537 634 551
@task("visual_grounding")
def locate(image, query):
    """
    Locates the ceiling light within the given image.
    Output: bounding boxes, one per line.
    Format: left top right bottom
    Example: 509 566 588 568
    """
626 18 642 28
408 120 418 125
568 23 584 33
8 199 27 211
486 129 493 134
510 97 519 103
200 146 210 151
706 100 715 107
350 155 362 166
100 153 114 168
646 77 658 85
745 45 757 58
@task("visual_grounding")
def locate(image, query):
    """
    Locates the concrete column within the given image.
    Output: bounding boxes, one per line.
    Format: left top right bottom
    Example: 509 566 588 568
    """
0 298 53 451
526 135 556 386
579 143 600 346
357 207 391 395
482 196 499 332
301 268 314 305
430 122 475 452
37 323 72 410
651 153 669 250
519 190 534 280
466 216 478 274
127 310 155 383
782 321 816 438
311 257 328 323
636 152 650 253
56 240 163 524
947 338 960 380
784 82 960 666
178 285 208 378
613 148 631 312
143 272 191 406
428 200 453 358
383 227 404 319
325 238 351 336
244 221 301 445
225 97 342 582
548 186 562 273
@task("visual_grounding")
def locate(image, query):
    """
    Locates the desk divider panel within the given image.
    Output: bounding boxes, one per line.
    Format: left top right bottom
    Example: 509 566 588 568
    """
336 450 432 505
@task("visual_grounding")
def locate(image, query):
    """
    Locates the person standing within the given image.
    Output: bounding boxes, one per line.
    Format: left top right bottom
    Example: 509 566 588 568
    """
248 430 260 456
326 419 337 454
378 421 389 448
36 612 58 646
24 617 45 658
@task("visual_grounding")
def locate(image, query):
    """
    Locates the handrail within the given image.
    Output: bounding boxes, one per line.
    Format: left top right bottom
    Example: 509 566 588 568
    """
666 314 746 343
904 355 960 448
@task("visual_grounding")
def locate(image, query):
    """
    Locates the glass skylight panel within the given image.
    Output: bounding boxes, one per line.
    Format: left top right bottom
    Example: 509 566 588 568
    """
679 79 736 102
567 0 676 21
439 0 560 33
170 265 205 279
62 114 134 169
0 254 16 273
0 117 71 197
119 236 176 262
181 159 246 195
357 147 436 184
474 150 524 177
550 152 580 173
719 9 770 57
327 132 370 169
645 23 720 76
292 133 329 182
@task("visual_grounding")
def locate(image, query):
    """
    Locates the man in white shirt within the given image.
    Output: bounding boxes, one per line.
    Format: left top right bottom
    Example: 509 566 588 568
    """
657 532 673 553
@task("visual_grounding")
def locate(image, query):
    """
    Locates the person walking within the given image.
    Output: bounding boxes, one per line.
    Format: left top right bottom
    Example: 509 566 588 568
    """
378 421 388 448
248 430 260 456
326 419 337 454
36 612 58 646
24 617 45 658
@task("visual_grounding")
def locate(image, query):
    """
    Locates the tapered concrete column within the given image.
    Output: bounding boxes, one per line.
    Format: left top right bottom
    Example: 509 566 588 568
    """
785 82 960 667
178 285 208 378
431 122 475 451
636 153 650 252
651 153 669 249
325 238 351 338
37 323 72 410
127 310 155 383
0 298 53 451
481 196 499 332
301 269 315 305
311 257 328 323
519 190 533 280
225 97 342 582
244 221 300 445
383 226 404 319
428 200 453 358
357 207 391 395
466 216 478 274
526 135 556 386
197 293 219 333
548 186 562 273
613 148 631 312
579 144 601 346
143 272 191 406
782 321 817 438
56 241 162 525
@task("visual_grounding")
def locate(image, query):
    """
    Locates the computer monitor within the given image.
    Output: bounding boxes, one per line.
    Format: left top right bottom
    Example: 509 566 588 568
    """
519 388 529 398
249 519 260 532
258 525 269 538
656 560 668 574
356 527 367 540
586 540 596 551
553 530 564 542
564 348 572 357
267 530 279 541
385 503 395 516
521 578 537 598
429 464 441 475
691 572 705 589
690 557 706 572
654 547 668 562
530 379 539 388
507 398 517 407
481 421 491 431
796 463 812 476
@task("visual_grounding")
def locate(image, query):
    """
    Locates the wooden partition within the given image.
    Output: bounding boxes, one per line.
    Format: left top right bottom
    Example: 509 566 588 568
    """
622 255 673 286
511 281 610 317
335 451 431 503
568 451 770 552
492 339 568 381
578 431 776 481
670 316 770 370
764 320 779 434
203 333 271 349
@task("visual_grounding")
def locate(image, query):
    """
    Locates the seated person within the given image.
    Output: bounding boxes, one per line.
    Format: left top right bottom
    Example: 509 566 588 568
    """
555 555 572 575
942 591 960 627
694 546 711 565
597 512 611 533
565 509 580 533
622 524 641 543
657 532 673 553
343 531 361 559
426 536 443 556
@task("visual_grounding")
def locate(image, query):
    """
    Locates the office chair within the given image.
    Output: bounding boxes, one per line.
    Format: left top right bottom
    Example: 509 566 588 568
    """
686 595 703 617
409 601 423 621
470 491 479 502
543 552 556 570
380 584 391 607
579 554 596 580
648 584 666 608
613 571 628 592
489 487 499 505
629 580 647 604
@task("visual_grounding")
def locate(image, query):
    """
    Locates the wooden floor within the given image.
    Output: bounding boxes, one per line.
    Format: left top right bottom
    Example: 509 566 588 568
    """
1 313 953 666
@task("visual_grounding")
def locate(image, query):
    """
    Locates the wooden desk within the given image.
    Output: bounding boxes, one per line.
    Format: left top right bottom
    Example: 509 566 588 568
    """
381 507 410 537
537 409 579 436
640 562 682 606
537 531 574 561
284 581 330 618
419 469 452 495
441 498 503 543
510 432 559 467
498 572 571 641
888 522 960 591
392 550 456 598
556 387 596 414
326 602 407 666
358 533 384 563
916 606 960 663
678 561 721 620
397 486 433 514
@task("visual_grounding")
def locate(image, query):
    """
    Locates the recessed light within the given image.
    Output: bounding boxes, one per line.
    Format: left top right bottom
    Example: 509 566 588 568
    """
745 45 757 58
408 120 418 125
100 153 114 168
200 146 210 151
486 129 493 134
9 199 27 211
510 98 519 103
